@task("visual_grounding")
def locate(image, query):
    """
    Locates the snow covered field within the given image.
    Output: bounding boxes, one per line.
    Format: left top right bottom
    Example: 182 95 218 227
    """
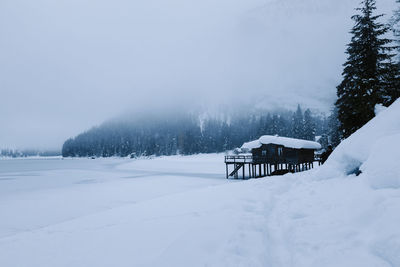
1 101 400 267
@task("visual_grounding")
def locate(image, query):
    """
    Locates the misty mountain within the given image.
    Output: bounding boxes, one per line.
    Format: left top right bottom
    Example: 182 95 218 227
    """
1 0 396 149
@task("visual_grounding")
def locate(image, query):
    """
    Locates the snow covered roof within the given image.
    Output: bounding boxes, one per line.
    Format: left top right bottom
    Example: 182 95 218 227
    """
241 140 262 150
241 135 322 150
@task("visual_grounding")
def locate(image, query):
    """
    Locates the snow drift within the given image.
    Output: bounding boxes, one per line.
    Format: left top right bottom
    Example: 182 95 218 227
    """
316 99 400 188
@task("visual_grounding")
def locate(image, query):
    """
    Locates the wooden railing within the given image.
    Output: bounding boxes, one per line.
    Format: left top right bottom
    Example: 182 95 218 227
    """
224 155 253 164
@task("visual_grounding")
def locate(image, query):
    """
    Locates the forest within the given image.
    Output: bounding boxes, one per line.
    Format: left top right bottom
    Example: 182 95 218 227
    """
61 105 339 157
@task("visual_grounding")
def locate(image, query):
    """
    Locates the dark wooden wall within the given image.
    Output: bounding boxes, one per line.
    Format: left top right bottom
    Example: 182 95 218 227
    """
252 144 315 165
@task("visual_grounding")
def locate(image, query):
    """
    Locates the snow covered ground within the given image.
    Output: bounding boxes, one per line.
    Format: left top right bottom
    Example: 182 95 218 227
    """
1 101 400 267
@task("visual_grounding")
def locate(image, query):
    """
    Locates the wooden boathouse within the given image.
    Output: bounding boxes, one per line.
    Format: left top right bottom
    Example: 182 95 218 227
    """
225 135 321 179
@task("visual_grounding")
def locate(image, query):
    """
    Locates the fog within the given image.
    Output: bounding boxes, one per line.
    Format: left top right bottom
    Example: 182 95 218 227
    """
0 0 396 149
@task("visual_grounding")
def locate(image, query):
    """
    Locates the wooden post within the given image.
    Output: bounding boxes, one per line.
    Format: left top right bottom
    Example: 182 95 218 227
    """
226 164 228 179
234 164 238 179
242 164 245 179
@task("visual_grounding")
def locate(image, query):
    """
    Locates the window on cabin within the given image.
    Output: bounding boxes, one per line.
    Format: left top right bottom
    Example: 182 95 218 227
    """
278 147 283 156
262 150 267 156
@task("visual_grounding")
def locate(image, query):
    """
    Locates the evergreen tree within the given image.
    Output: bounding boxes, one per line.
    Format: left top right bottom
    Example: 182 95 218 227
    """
328 107 342 147
318 134 329 150
277 115 289 137
264 114 273 135
291 105 304 138
303 109 316 141
271 114 280 135
336 0 398 138
391 0 400 57
380 57 400 106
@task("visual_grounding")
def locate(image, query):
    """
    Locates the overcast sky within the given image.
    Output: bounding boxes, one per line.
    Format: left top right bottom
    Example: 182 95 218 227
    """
0 0 396 149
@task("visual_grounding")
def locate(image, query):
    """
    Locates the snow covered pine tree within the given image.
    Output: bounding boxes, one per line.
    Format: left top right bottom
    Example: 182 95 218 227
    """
336 0 399 138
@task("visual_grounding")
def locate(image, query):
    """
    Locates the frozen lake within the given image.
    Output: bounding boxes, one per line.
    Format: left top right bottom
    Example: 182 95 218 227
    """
0 155 226 196
0 155 230 241
0 155 249 267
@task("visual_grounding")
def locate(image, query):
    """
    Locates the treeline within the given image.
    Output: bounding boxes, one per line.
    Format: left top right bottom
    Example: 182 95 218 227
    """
0 149 61 158
62 105 338 157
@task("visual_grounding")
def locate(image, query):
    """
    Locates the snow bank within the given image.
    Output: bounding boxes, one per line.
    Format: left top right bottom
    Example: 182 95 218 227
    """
241 135 321 150
362 133 400 189
316 99 400 181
